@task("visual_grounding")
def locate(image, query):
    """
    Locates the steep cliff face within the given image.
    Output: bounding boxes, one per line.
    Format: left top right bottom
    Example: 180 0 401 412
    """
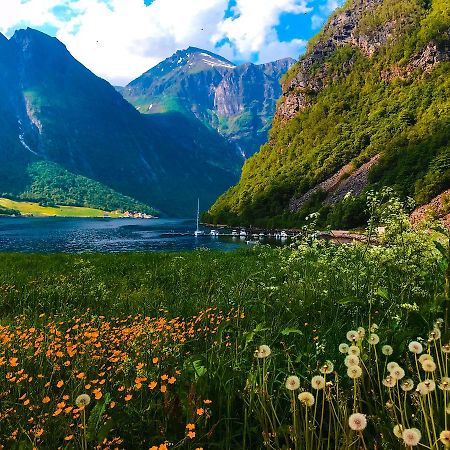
207 0 450 228
0 29 242 216
122 48 295 157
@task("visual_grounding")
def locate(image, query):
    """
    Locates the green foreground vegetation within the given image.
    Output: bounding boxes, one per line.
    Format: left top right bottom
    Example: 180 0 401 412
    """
0 198 125 218
0 197 449 449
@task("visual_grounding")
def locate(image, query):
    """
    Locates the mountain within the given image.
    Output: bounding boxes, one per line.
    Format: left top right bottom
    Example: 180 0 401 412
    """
120 47 295 157
206 0 450 228
0 29 242 216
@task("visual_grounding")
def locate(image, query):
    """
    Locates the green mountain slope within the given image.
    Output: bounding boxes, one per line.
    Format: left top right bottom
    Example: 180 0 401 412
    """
0 29 241 216
206 0 449 228
121 47 294 158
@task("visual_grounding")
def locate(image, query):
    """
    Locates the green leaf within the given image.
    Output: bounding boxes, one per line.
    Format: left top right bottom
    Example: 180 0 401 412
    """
192 360 207 379
280 327 303 336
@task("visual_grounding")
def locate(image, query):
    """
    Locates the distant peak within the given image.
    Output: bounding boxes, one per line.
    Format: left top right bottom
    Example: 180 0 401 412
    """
11 27 66 50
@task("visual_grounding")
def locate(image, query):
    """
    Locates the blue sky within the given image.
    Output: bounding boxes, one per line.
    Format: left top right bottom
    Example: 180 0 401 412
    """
0 0 342 85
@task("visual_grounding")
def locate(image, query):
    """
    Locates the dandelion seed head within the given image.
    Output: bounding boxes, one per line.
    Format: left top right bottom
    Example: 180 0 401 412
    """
311 375 326 390
347 365 363 379
429 328 441 341
346 330 359 342
369 323 378 332
387 362 399 372
440 430 450 447
339 343 349 354
344 355 360 367
368 333 380 345
348 413 367 431
439 377 450 391
298 391 315 407
357 327 365 339
390 366 405 380
419 353 433 364
348 345 360 356
319 361 334 374
382 345 393 356
75 394 91 407
255 345 271 359
443 343 450 354
408 341 423 354
421 359 436 372
401 379 414 392
393 424 403 439
285 375 300 391
382 376 396 388
402 428 421 446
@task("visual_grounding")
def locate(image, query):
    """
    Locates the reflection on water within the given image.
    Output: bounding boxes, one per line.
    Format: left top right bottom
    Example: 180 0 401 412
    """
0 217 254 253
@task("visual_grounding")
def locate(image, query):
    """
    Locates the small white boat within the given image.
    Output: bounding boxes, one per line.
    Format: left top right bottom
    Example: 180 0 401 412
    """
210 230 219 236
246 240 259 245
280 231 288 238
232 230 238 236
240 230 247 237
259 233 265 238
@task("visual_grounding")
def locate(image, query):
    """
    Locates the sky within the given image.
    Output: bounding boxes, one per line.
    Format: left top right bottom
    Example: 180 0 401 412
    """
0 0 343 85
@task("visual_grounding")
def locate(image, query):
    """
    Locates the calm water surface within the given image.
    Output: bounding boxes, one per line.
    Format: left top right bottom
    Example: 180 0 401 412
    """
0 217 250 253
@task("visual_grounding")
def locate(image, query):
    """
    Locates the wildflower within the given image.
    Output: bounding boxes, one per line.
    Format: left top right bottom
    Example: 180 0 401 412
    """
400 379 414 392
369 323 378 332
344 355 360 367
347 365 363 379
196 408 204 416
416 380 435 395
440 430 450 447
320 361 334 374
186 423 195 431
439 377 450 391
255 345 271 359
442 343 450 354
402 428 421 446
382 376 396 388
368 334 380 345
393 424 403 438
298 392 315 407
311 375 326 390
56 380 64 388
346 330 359 342
125 394 133 401
387 362 399 372
357 327 366 339
75 394 91 407
42 396 50 404
348 345 360 356
429 328 441 341
390 366 405 380
339 343 349 354
419 354 433 364
408 341 423 354
187 431 196 439
93 389 102 400
348 413 367 431
382 345 393 356
64 435 74 441
285 375 300 391
421 359 437 372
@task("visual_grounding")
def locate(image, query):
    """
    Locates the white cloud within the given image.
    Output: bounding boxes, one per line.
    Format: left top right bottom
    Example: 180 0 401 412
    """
0 0 314 85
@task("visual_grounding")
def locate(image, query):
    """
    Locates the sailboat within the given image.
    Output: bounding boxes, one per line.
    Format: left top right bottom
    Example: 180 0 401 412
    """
194 198 205 236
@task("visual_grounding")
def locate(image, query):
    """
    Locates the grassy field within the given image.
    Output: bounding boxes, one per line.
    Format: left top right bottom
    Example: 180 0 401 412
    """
0 203 449 449
0 198 124 218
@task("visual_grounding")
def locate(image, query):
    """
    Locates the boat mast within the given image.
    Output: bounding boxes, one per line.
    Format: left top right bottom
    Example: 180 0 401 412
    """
196 198 200 233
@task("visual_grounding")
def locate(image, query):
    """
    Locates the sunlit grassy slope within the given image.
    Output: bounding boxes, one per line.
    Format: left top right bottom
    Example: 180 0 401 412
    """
0 198 124 217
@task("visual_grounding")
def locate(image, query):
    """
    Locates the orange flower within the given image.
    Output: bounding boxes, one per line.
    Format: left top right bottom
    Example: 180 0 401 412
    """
160 385 167 393
148 381 157 390
56 380 64 388
124 394 133 401
64 435 74 441
34 428 44 438
152 357 159 364
9 357 18 367
160 374 168 381
168 377 176 384
52 408 63 417
203 399 212 404
187 431 196 439
186 423 195 431
93 389 102 400
110 401 116 409
76 372 86 379
42 396 50 404
196 408 204 416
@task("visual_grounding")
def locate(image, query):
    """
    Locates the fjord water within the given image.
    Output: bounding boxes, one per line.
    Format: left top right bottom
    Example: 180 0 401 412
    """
0 217 246 253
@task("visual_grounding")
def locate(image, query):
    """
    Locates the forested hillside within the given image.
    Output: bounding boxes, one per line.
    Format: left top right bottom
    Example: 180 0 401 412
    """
206 0 449 228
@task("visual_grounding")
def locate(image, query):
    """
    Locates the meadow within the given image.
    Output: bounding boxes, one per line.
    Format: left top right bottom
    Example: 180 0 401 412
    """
0 197 449 449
